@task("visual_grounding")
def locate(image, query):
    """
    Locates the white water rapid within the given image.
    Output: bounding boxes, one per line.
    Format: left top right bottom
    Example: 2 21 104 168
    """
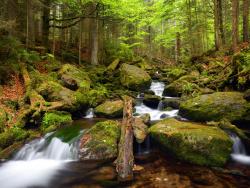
135 81 179 121
0 133 79 188
84 108 94 119
230 133 250 165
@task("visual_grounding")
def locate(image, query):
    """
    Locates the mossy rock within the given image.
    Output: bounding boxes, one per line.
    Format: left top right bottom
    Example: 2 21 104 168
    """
244 89 250 101
133 117 148 143
41 111 72 133
107 59 121 71
179 92 250 123
163 80 200 97
143 94 161 109
58 64 91 91
79 120 120 160
94 100 124 118
149 118 232 166
161 98 180 110
0 127 29 150
120 63 151 91
161 67 187 83
0 109 6 133
37 81 89 111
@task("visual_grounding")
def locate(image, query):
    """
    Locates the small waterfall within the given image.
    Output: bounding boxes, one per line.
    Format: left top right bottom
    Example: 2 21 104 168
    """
0 132 79 188
84 108 94 119
134 81 179 121
136 136 151 155
150 81 165 97
14 134 78 161
230 133 250 165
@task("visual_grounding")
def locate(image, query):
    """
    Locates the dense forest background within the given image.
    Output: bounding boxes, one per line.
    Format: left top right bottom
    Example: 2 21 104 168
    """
0 0 249 65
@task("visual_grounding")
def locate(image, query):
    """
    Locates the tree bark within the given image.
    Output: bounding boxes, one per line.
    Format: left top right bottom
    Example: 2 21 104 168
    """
214 0 224 50
232 0 239 51
91 17 99 65
42 0 50 47
243 0 249 42
175 32 181 62
116 96 134 182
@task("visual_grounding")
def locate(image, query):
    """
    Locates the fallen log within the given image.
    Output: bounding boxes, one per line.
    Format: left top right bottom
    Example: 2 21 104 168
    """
116 96 134 182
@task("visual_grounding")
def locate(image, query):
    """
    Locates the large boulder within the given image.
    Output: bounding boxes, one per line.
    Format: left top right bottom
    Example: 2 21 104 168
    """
160 98 180 110
143 94 161 109
58 64 91 91
179 92 250 123
79 120 120 160
149 118 233 166
163 76 199 97
120 64 151 91
37 81 89 111
94 100 124 118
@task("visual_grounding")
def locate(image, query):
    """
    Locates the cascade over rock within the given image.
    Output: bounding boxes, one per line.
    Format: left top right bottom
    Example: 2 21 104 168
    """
149 118 233 166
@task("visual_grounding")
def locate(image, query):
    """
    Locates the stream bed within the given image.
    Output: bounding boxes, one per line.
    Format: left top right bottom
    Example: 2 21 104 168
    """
0 81 249 188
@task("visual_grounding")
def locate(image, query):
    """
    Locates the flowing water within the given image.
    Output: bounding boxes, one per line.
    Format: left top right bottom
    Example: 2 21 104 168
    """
0 81 249 187
134 81 179 121
230 133 250 165
0 132 80 188
84 108 94 119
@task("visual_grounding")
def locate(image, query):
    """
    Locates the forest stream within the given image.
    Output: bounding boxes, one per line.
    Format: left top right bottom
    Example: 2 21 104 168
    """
0 81 249 188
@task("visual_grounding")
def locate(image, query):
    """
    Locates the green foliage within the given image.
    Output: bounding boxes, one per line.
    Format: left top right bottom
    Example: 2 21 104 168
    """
41 111 72 133
18 50 41 64
0 35 21 61
104 40 134 63
0 126 29 149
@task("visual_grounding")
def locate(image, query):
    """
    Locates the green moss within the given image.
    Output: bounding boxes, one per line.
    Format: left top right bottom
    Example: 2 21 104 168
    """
120 63 151 91
41 111 72 133
58 64 91 90
0 126 29 150
163 67 187 81
79 120 120 160
179 92 249 123
0 109 6 133
94 100 124 118
149 118 232 166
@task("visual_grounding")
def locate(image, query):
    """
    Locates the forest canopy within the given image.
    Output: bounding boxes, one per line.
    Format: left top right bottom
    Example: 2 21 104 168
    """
0 0 249 65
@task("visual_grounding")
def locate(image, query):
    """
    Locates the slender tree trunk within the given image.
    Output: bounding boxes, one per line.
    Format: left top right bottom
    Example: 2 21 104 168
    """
214 0 224 50
91 17 99 65
42 0 50 47
79 18 82 64
175 32 181 62
243 0 249 42
52 7 56 56
116 96 134 182
232 0 239 51
26 0 29 48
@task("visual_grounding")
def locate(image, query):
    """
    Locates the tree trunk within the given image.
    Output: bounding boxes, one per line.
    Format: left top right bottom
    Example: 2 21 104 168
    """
214 0 224 50
175 32 181 62
79 18 82 64
116 96 134 182
91 17 99 65
232 0 239 51
42 0 50 47
243 0 249 42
